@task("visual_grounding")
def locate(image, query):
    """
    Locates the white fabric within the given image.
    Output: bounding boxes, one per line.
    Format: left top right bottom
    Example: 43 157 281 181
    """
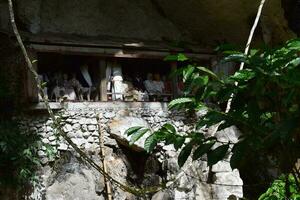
106 62 112 91
111 62 124 100
80 65 93 87
64 88 77 101
112 80 124 100
112 63 123 80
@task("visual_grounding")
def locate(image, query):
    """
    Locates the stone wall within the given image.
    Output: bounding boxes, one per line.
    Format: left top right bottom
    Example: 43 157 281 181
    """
19 102 243 200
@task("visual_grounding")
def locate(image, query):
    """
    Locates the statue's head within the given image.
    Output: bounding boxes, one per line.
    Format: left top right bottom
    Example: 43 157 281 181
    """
147 73 153 80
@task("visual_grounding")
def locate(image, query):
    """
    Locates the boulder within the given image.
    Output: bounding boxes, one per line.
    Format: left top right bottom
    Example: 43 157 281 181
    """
108 117 150 151
215 126 241 144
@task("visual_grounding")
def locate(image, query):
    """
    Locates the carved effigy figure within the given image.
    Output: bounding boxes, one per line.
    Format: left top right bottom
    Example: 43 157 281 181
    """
122 75 146 101
106 61 126 101
68 73 86 101
153 73 164 94
50 72 66 102
123 80 135 101
132 73 146 92
50 73 76 102
62 73 77 101
162 75 172 94
144 73 165 101
144 73 156 94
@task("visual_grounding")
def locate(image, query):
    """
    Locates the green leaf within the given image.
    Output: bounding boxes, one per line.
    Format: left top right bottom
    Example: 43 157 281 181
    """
183 65 195 81
196 111 225 129
230 141 248 169
129 128 149 145
144 134 158 153
174 136 185 150
177 53 189 61
144 131 167 153
168 97 193 109
162 123 176 134
125 126 143 136
230 69 255 82
215 43 239 52
193 76 209 86
164 53 188 62
284 57 300 69
164 55 177 61
197 66 219 80
249 49 259 56
190 131 205 141
41 81 47 89
192 141 215 160
286 39 300 50
178 143 193 167
31 59 38 64
207 144 229 166
223 53 247 63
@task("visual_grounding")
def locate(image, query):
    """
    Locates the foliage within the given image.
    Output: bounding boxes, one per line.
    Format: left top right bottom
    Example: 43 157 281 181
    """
0 119 41 190
0 58 41 190
127 39 300 197
259 174 300 200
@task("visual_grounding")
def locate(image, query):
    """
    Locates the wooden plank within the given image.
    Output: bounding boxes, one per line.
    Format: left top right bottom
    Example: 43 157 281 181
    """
21 32 214 53
28 44 214 60
99 60 107 101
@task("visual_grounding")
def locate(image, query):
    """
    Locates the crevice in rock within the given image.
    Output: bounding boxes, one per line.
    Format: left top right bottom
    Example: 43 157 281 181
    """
114 140 166 189
115 141 149 184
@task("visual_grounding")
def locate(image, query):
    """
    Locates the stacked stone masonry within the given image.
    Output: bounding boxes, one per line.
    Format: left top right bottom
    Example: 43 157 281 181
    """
19 102 243 200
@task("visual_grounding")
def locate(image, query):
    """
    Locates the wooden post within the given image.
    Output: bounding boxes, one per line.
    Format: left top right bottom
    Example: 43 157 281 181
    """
27 50 39 102
98 116 113 200
99 60 107 101
170 62 178 98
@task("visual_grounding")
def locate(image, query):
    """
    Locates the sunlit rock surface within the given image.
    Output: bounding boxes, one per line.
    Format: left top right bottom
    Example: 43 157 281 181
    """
14 102 243 200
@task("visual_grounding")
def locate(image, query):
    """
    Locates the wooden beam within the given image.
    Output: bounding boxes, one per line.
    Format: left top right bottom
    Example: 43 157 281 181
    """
99 60 107 101
28 44 214 60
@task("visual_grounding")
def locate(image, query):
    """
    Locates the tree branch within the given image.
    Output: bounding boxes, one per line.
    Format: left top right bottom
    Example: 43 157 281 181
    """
225 0 267 113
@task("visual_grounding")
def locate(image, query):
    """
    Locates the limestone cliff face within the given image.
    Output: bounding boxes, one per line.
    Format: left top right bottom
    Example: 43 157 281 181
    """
0 0 296 47
155 0 296 46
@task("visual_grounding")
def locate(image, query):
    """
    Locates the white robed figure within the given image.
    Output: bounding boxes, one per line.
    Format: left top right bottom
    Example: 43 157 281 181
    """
106 61 125 100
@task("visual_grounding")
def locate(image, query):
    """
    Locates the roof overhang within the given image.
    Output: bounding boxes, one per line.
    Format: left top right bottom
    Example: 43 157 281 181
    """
23 33 215 60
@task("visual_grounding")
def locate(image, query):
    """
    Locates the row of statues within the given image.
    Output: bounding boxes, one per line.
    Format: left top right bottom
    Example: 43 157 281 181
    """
106 62 173 101
37 57 237 102
38 64 96 102
39 63 176 102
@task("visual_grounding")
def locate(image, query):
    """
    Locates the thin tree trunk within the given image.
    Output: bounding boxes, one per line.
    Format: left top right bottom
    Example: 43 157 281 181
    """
225 0 267 113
